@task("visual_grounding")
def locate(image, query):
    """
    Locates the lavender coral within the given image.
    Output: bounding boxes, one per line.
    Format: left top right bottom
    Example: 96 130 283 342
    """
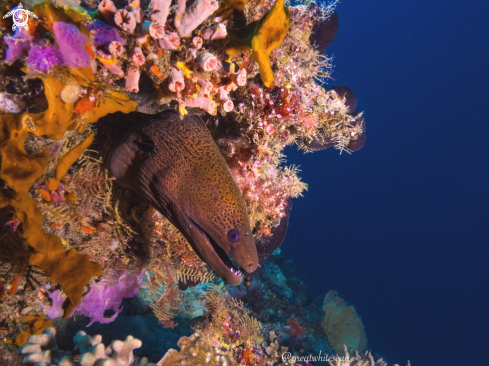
4 29 33 62
88 20 125 47
27 44 63 73
47 270 143 326
52 21 91 69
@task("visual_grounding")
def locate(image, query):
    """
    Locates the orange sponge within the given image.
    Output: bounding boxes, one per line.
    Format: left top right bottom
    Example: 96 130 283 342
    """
14 315 55 347
227 0 291 87
0 72 136 317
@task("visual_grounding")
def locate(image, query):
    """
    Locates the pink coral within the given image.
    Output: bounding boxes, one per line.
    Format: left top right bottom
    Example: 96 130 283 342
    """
131 46 145 66
195 52 219 72
159 32 181 50
98 0 117 26
130 0 143 23
175 0 219 38
217 87 233 112
109 41 125 56
99 58 124 76
230 68 247 87
196 77 213 97
149 22 166 39
132 8 143 23
302 114 318 132
126 67 141 92
192 36 203 49
201 23 227 41
47 270 144 326
182 97 217 115
168 67 185 94
114 9 137 34
151 0 172 25
186 47 199 60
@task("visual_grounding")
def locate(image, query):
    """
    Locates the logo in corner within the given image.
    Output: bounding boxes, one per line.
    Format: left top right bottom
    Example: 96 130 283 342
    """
3 3 38 32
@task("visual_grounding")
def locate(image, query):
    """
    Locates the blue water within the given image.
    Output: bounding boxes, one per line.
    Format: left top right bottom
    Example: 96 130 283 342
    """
283 0 489 365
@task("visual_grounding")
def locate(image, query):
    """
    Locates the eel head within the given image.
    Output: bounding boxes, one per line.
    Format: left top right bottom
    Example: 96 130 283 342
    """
108 110 258 285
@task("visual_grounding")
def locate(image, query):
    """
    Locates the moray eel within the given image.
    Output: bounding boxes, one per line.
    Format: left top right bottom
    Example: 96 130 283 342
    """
108 110 258 285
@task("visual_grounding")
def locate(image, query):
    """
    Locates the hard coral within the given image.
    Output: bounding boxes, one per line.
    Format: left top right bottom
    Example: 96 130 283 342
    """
18 327 156 366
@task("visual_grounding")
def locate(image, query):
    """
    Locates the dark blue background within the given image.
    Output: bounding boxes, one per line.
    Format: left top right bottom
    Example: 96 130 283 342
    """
283 1 489 365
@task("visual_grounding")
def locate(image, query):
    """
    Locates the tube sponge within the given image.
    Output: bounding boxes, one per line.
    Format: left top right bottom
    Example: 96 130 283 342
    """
175 0 219 38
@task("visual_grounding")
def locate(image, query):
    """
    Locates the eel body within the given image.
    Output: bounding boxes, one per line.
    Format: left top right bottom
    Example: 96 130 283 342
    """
108 110 258 285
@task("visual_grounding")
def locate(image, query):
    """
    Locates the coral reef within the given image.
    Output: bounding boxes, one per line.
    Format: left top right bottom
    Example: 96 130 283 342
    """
17 328 411 366
0 0 371 360
322 290 368 355
0 59 136 317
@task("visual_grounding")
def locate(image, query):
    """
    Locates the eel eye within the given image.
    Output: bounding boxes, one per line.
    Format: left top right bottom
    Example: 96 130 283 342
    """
136 139 154 153
227 229 240 243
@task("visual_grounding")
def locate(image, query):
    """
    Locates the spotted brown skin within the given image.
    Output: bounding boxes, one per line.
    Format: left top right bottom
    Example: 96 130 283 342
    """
108 110 258 285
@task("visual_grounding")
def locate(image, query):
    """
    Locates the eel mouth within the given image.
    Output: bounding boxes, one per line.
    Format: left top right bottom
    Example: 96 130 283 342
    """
187 217 243 284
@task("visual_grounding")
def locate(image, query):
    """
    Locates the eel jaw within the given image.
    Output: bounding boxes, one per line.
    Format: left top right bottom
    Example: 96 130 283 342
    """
186 216 244 285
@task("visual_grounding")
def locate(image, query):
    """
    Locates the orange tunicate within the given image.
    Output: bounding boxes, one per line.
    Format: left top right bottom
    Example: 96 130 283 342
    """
85 43 95 59
46 178 60 191
81 226 97 233
75 94 96 115
38 189 52 202
151 64 164 78
64 191 77 202
8 269 23 296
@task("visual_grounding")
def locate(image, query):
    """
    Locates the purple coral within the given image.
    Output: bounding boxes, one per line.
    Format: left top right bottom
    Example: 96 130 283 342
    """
52 21 91 69
47 270 144 326
88 21 126 47
4 29 33 62
27 44 64 73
